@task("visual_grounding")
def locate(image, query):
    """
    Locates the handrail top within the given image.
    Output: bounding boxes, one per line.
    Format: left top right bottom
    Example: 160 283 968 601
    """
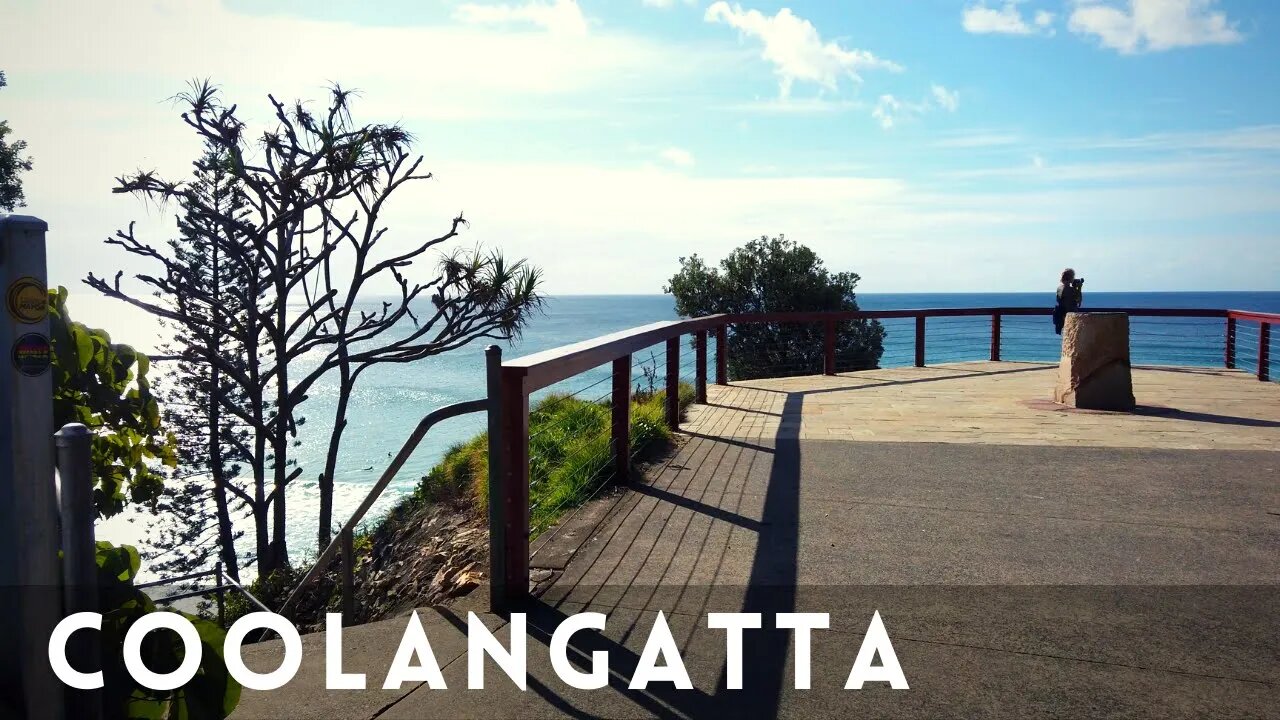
506 314 729 391
1227 309 1280 323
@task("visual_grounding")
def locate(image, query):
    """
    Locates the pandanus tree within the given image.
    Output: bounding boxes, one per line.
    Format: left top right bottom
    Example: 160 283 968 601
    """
88 81 542 576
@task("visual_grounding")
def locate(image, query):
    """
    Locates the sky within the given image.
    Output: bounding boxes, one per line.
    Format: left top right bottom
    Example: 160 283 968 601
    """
3 0 1279 328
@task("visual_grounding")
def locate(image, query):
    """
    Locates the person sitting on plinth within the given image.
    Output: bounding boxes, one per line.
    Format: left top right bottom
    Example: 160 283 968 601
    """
1054 268 1084 335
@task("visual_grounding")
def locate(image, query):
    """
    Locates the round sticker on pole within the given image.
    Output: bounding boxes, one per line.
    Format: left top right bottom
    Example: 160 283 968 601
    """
6 276 48 324
12 333 52 377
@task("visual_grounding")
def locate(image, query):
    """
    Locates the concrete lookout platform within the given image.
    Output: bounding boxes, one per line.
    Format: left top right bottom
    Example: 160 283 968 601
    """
233 362 1279 719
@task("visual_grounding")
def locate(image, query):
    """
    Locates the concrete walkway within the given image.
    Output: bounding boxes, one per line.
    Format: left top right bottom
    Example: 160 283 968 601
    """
233 363 1279 719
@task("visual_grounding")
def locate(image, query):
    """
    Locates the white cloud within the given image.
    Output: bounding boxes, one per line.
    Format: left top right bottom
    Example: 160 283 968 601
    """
873 86 958 129
873 95 926 129
704 2 901 98
4 0 700 122
1068 0 1243 54
642 0 696 7
962 1 1054 35
454 0 589 36
658 147 696 167
931 84 961 112
872 95 905 129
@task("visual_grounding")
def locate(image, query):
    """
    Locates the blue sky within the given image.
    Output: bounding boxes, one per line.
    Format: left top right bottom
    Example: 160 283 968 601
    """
4 0 1279 321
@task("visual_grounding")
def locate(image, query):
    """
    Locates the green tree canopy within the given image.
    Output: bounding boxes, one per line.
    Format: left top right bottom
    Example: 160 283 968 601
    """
50 286 176 517
0 70 34 211
666 235 884 379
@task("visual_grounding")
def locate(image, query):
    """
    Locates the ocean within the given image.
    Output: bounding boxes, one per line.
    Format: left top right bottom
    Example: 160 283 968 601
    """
97 291 1280 568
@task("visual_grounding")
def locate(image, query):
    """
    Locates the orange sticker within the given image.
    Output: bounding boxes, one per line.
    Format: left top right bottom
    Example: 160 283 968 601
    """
6 276 47 324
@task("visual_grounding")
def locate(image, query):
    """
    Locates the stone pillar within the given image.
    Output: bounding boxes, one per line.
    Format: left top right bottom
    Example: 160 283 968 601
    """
1054 312 1136 411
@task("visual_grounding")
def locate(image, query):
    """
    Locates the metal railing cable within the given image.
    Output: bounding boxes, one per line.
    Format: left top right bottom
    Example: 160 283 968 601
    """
138 563 271 627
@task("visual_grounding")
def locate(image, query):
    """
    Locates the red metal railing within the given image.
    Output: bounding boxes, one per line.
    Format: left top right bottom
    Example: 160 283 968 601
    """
486 306 1277 610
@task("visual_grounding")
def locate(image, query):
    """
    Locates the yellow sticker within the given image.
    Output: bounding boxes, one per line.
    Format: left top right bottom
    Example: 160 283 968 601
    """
6 276 48 324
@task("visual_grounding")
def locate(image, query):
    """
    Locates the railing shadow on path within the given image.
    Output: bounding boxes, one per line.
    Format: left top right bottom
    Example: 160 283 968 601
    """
434 388 805 717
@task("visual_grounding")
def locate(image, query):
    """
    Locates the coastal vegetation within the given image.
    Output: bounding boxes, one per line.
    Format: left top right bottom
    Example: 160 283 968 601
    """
229 381 694 627
50 286 176 518
93 542 238 719
49 290 237 717
89 81 542 578
666 235 885 378
395 381 695 535
0 69 32 211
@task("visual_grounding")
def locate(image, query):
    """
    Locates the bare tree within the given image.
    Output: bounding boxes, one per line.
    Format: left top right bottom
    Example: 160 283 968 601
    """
88 81 542 575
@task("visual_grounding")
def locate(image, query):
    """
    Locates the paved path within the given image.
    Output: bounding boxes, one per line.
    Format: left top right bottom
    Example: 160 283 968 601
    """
233 363 1279 719
711 362 1280 450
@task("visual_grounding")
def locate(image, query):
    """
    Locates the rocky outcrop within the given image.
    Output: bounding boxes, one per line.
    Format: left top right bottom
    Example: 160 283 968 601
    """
353 504 486 622
289 498 488 632
1054 312 1136 411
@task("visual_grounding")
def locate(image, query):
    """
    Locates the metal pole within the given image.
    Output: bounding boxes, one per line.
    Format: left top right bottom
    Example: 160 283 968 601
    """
1224 317 1236 369
823 319 836 376
665 336 680 430
340 527 354 626
990 313 1002 362
1 215 62 720
694 331 707 403
915 315 926 368
214 562 226 628
612 355 631 483
485 345 507 613
715 324 728 385
55 423 100 720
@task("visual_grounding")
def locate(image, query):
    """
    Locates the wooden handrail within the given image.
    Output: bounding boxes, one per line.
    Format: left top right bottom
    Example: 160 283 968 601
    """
1226 309 1280 324
505 306 1250 390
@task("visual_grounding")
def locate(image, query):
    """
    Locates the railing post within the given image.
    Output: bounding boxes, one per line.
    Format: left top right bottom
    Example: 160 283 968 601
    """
823 319 836 376
55 423 101 720
498 362 530 611
915 315 926 367
1225 317 1236 369
666 336 680 430
486 346 522 613
340 527 355 626
1259 323 1271 382
715 324 728 385
214 562 226 628
695 331 708 402
990 313 1002 361
612 355 631 483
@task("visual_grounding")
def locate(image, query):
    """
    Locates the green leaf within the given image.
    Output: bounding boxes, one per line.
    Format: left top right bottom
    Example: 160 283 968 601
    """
50 289 174 519
72 325 94 371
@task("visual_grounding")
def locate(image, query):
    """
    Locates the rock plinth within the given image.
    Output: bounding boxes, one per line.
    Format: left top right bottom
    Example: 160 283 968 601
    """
1054 312 1136 411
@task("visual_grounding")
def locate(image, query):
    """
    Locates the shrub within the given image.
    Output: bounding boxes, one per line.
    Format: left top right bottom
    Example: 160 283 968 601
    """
665 235 885 379
389 382 695 536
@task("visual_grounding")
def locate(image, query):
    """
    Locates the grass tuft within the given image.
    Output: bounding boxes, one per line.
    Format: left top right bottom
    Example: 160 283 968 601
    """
387 382 696 536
